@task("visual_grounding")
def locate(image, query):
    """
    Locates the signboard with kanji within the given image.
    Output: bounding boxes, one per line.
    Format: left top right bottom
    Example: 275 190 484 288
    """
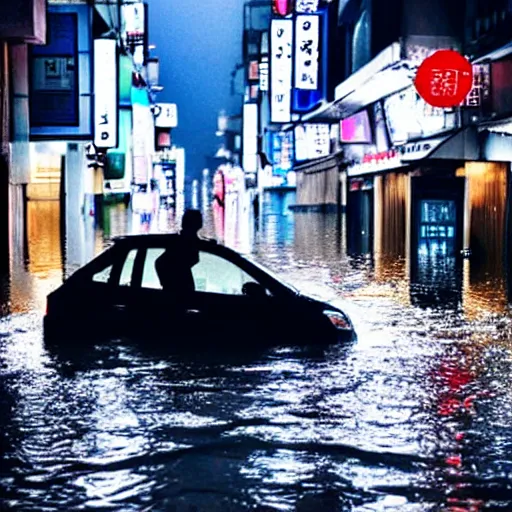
294 15 319 90
414 50 473 108
464 63 491 108
270 19 293 123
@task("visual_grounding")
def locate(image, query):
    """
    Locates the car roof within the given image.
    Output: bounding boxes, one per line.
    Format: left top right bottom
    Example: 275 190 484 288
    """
112 233 219 247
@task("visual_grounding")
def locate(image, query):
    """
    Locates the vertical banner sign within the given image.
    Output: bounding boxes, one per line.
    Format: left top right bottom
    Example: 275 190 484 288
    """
259 56 269 91
305 124 330 158
464 63 491 108
243 103 258 174
295 15 319 90
94 39 118 148
296 0 319 13
272 132 294 176
121 2 145 47
294 125 308 161
270 19 293 123
249 61 259 81
132 104 151 184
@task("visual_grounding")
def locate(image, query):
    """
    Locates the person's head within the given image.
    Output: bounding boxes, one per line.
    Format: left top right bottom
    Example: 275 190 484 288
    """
181 209 202 235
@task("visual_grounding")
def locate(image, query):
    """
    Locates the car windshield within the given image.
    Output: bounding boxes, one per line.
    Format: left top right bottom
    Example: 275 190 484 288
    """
242 254 299 295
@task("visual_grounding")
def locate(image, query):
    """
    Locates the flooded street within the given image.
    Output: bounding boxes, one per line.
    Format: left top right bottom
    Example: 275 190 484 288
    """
2 200 512 511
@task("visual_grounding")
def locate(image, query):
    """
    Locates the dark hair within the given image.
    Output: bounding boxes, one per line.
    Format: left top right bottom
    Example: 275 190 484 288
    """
182 209 203 232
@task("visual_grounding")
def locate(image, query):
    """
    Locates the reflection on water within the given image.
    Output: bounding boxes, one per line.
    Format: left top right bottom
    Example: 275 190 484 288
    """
1 198 512 510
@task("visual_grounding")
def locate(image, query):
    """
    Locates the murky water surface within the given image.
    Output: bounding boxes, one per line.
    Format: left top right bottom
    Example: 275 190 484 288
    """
2 203 512 511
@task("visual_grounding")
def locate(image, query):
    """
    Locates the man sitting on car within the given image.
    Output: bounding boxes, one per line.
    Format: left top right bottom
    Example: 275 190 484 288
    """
155 209 203 302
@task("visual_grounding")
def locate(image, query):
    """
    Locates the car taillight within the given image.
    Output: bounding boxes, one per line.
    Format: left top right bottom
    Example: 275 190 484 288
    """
323 310 351 330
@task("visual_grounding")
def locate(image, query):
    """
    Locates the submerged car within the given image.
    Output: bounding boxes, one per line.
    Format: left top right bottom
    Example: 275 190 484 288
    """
44 234 356 346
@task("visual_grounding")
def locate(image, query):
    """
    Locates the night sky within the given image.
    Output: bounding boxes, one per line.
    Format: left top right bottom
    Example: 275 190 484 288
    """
148 0 244 182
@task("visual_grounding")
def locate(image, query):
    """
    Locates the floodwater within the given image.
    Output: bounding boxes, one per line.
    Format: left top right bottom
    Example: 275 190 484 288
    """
2 199 512 511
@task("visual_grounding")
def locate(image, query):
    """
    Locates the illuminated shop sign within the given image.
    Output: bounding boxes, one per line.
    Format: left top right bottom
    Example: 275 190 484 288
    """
414 50 473 108
259 56 269 91
296 0 320 13
347 149 403 176
340 110 372 144
270 18 293 123
399 137 447 161
383 86 456 145
249 61 259 81
295 123 330 161
292 9 326 113
272 131 294 176
121 2 145 47
157 130 171 148
94 39 118 148
295 14 319 90
154 103 178 128
294 125 308 161
273 0 293 16
464 63 491 108
243 103 258 174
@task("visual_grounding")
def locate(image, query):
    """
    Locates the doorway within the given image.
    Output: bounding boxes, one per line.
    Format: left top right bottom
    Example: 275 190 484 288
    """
410 175 465 308
347 178 373 256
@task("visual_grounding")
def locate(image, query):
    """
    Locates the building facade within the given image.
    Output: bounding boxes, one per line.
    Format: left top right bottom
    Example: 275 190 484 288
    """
0 0 46 278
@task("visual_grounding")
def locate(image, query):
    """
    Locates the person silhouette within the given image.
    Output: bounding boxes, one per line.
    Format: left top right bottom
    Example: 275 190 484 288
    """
155 209 203 303
180 209 202 267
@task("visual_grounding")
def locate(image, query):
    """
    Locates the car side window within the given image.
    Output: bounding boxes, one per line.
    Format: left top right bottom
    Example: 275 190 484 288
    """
192 251 258 295
92 264 113 283
142 248 166 289
119 249 137 286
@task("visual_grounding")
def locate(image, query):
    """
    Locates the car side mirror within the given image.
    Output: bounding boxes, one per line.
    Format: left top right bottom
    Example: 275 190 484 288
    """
242 282 267 299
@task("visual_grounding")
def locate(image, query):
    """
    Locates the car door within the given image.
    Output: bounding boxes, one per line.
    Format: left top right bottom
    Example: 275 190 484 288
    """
187 249 280 344
106 245 146 336
57 246 134 336
127 244 200 342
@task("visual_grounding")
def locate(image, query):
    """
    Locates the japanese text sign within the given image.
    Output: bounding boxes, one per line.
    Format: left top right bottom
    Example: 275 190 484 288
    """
94 39 117 148
414 50 473 108
270 19 293 123
295 15 319 90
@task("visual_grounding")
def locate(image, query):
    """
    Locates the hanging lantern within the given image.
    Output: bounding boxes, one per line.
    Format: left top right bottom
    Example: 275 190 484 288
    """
273 0 294 16
414 50 473 108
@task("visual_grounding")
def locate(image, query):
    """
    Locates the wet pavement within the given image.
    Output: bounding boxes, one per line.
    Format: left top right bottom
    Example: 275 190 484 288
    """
2 200 512 510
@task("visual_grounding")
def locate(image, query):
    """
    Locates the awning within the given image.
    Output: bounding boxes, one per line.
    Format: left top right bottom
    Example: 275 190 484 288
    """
303 36 460 123
478 116 512 136
94 4 119 33
473 41 512 64
303 43 410 122
478 119 512 162
294 151 343 174
399 127 479 162
346 127 479 177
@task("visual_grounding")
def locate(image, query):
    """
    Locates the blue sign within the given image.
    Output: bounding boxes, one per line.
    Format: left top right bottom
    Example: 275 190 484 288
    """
30 13 79 126
271 131 294 176
292 9 328 113
30 4 92 139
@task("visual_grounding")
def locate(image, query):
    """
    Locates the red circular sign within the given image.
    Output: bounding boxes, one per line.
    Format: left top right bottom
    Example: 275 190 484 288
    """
414 50 473 108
